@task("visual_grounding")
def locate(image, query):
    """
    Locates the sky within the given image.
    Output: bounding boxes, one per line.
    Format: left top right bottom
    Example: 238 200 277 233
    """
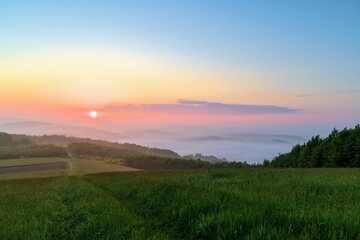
1 0 360 140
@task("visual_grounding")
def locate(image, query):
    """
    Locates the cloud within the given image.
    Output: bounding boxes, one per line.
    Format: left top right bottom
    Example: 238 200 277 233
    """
295 89 360 98
296 94 311 98
104 100 297 115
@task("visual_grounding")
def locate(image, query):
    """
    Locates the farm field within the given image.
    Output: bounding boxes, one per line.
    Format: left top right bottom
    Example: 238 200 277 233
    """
1 169 360 239
0 157 140 180
0 161 66 174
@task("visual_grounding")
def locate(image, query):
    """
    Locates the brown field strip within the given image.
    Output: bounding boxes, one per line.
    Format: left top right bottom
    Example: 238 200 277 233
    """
0 161 66 174
0 157 141 180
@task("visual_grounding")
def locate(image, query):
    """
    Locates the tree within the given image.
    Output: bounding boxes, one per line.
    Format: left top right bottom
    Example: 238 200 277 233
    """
268 125 360 168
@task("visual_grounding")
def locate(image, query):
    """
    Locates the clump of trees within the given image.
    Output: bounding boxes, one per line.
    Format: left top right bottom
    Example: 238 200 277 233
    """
0 132 67 159
0 145 68 159
183 153 227 163
0 133 13 147
123 155 213 170
0 132 33 147
213 161 250 168
268 125 360 167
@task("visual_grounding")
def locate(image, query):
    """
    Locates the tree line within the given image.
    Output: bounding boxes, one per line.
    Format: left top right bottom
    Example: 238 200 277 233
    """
16 134 181 158
0 132 68 159
68 142 213 169
68 142 249 170
267 125 360 167
0 145 68 159
0 132 33 147
1 132 249 169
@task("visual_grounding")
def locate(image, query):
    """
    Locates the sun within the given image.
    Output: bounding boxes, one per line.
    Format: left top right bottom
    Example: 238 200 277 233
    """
90 111 97 118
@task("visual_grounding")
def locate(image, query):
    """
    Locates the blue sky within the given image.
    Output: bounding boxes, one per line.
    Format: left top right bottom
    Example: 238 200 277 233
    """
1 1 359 72
0 0 359 129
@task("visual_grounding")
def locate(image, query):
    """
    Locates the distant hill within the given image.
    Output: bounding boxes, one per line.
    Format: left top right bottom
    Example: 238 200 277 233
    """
0 121 126 142
0 132 250 169
0 132 67 159
123 129 186 140
6 133 181 159
182 133 305 144
267 125 360 168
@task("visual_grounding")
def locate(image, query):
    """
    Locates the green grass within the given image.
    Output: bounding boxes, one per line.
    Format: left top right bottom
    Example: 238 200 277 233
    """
1 169 360 239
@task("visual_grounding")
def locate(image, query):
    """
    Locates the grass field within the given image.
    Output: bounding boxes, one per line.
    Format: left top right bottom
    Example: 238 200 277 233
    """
0 157 140 180
1 168 360 239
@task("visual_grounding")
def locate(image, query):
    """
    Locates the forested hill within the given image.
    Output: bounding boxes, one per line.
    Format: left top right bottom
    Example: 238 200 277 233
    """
0 132 67 159
8 133 180 159
0 132 32 147
0 132 250 169
267 125 360 168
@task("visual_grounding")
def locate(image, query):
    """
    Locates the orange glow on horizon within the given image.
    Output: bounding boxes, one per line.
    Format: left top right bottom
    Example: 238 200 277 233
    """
90 111 98 118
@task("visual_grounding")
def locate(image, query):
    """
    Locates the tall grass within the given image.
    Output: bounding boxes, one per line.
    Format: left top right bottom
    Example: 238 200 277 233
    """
1 169 360 239
86 169 360 239
0 177 168 239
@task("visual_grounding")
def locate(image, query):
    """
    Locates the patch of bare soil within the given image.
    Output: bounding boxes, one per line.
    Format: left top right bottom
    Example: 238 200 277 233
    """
0 162 66 174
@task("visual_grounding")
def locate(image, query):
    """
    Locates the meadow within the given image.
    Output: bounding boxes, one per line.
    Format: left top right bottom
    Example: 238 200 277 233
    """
1 168 360 239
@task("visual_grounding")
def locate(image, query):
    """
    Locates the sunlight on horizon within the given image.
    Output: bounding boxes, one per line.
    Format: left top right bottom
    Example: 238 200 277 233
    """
0 0 359 161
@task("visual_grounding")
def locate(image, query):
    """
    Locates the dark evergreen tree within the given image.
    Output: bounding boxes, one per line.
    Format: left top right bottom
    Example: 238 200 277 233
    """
268 125 360 168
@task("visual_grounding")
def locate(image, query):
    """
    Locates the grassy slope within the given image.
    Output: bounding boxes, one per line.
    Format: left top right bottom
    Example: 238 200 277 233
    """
0 177 167 240
1 169 360 239
0 157 140 180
